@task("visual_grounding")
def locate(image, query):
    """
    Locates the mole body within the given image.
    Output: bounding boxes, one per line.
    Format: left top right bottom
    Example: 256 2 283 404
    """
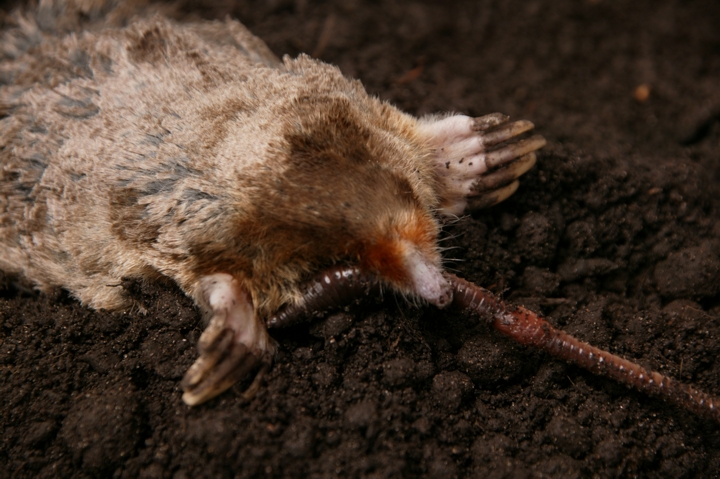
0 0 545 404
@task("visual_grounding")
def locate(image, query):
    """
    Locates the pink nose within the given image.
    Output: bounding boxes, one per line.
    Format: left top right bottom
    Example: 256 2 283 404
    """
404 249 453 308
432 283 454 309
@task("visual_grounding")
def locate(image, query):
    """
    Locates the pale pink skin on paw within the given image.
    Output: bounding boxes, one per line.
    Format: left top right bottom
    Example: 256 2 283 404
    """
418 113 546 215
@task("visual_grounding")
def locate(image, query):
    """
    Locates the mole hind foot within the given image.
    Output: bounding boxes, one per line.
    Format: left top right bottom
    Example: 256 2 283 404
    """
181 274 275 406
419 113 546 215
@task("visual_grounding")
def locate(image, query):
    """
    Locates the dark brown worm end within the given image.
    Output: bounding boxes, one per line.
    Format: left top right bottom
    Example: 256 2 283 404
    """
266 266 380 329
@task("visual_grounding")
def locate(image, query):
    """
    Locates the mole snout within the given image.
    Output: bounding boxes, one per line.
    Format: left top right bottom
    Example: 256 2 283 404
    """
0 0 545 405
404 248 453 308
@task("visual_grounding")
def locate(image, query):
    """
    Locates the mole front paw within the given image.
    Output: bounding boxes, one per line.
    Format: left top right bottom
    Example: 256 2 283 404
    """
181 331 272 406
419 113 546 215
181 274 275 406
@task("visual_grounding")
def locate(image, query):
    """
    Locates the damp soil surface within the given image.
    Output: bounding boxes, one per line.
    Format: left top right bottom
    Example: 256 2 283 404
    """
3 0 720 477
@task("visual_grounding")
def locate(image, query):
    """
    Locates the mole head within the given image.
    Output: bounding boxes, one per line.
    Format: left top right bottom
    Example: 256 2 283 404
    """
269 95 452 307
358 208 453 308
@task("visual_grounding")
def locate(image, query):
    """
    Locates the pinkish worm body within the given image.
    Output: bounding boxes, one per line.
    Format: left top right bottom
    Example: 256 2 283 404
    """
268 266 720 422
450 274 720 423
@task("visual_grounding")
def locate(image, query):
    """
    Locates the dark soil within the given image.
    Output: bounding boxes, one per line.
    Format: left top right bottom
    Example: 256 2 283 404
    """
3 0 720 477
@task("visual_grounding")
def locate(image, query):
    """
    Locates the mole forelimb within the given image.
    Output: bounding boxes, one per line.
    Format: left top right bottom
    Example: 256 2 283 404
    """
0 0 546 405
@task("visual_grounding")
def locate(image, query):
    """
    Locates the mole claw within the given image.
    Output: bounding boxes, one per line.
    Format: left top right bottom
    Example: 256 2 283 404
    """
182 328 234 390
423 113 546 215
480 119 535 147
181 342 266 406
466 180 520 210
485 134 547 170
182 274 275 405
470 153 537 194
472 112 510 131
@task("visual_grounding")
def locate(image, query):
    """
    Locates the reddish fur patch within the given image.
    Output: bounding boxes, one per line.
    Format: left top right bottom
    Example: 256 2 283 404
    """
361 237 407 284
360 214 438 286
400 215 437 253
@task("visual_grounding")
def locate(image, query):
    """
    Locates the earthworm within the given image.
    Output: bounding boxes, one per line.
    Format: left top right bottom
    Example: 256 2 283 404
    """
450 274 720 423
266 266 380 329
267 266 720 422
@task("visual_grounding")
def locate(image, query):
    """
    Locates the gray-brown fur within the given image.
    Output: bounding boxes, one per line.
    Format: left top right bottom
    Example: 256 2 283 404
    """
0 1 439 314
1 1 544 404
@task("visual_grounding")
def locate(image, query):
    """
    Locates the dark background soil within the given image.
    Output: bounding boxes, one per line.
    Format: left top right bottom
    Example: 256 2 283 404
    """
3 0 720 477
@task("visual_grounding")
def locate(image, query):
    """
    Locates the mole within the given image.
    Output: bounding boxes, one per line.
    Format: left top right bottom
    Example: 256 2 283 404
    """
0 0 545 405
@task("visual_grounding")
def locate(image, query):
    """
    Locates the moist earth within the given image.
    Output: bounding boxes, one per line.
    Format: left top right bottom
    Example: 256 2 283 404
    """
2 0 720 477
